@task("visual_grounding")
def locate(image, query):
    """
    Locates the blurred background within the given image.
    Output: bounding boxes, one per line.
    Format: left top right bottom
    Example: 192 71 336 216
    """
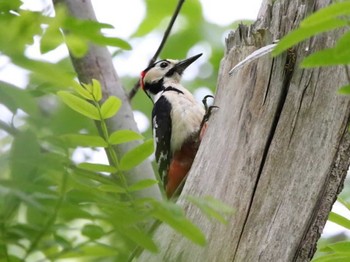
0 0 349 260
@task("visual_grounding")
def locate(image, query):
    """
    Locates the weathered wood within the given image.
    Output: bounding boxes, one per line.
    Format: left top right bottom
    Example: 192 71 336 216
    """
138 0 350 261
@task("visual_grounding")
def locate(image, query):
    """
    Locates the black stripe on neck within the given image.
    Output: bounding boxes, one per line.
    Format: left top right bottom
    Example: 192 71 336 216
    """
144 78 164 95
164 86 184 94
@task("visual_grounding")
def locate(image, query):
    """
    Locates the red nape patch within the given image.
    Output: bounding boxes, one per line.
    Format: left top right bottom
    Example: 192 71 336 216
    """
140 71 146 90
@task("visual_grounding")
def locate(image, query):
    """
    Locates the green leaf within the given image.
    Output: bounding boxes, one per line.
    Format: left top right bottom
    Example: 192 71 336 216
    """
10 130 41 182
337 85 350 95
57 91 100 120
97 185 126 193
273 18 347 56
65 34 89 58
100 96 122 119
91 79 102 101
14 57 76 88
301 2 350 27
320 241 350 254
81 79 103 101
72 84 94 100
119 139 154 171
128 179 158 192
328 212 350 230
77 162 117 173
62 16 131 50
121 226 158 252
40 27 64 54
40 7 66 54
64 17 114 34
81 224 105 240
58 244 119 258
7 255 22 262
91 35 132 50
313 253 350 262
187 195 234 224
0 81 38 115
0 0 21 11
338 197 350 211
302 48 350 67
302 31 350 67
54 234 72 250
108 130 143 145
152 201 206 246
60 134 107 147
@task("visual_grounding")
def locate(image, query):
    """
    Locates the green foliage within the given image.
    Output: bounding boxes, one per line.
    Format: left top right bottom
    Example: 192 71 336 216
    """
57 91 101 120
273 0 350 105
119 139 154 171
0 1 239 261
109 130 144 145
100 96 122 119
0 4 130 91
313 198 350 262
187 195 234 224
1 75 212 260
151 200 206 246
273 1 350 55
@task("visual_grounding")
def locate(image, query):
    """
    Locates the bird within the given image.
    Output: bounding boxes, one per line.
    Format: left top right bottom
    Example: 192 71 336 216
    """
140 53 211 198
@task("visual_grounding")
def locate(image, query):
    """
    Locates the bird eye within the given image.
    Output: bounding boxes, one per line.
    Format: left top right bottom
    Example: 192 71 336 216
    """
160 62 168 68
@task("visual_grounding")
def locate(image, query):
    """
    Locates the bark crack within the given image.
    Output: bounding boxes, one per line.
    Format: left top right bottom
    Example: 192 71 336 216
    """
288 69 313 146
263 58 275 105
232 48 297 261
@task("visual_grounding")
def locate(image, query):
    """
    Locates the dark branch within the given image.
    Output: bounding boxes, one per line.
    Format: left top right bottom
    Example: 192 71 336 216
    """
344 65 350 84
0 119 17 136
128 0 185 100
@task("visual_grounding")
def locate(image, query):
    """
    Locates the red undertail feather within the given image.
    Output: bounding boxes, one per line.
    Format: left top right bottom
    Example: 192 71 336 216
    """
166 139 199 198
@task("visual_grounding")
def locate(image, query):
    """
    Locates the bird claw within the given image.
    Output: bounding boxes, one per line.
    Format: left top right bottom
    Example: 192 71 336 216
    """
199 95 218 138
202 95 214 112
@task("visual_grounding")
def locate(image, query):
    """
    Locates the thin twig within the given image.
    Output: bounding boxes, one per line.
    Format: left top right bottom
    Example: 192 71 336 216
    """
344 65 350 84
128 0 186 100
0 119 17 136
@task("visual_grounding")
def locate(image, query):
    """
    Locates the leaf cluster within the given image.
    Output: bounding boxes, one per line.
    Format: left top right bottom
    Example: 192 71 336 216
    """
0 77 209 261
313 197 350 262
274 1 350 79
0 1 238 261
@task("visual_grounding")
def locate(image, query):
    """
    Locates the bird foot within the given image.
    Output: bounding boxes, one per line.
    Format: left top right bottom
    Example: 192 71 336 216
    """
199 95 218 140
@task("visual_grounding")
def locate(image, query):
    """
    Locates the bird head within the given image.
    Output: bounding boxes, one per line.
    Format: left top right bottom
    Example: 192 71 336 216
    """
140 53 202 100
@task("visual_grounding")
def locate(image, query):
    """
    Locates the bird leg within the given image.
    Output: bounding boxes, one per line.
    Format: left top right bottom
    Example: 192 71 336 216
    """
199 95 218 140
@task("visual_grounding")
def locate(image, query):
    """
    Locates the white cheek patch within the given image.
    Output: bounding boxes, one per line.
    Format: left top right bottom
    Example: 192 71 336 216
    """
144 68 164 84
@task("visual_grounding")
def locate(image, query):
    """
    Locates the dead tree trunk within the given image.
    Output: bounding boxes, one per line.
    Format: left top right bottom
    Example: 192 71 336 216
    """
138 0 350 261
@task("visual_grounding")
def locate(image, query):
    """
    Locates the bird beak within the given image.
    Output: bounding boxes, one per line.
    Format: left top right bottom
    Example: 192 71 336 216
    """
173 53 202 75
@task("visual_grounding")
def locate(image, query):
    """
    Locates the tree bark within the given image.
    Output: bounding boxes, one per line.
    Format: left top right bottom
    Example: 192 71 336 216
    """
138 0 350 261
52 0 161 200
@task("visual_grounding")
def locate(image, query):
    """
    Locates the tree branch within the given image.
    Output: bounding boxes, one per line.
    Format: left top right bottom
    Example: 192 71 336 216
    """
52 0 161 200
128 0 185 100
0 119 17 136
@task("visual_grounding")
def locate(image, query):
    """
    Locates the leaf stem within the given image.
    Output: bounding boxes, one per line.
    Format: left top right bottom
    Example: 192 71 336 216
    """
93 101 132 199
24 170 68 259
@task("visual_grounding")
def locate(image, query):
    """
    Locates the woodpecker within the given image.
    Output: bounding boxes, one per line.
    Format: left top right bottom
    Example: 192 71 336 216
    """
140 53 208 198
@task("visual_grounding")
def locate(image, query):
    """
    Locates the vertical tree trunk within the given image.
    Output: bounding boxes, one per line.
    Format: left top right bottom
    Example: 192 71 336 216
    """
138 0 350 261
53 0 162 200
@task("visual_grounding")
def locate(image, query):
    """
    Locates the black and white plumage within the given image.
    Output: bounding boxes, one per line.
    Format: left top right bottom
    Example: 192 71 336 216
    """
140 54 205 197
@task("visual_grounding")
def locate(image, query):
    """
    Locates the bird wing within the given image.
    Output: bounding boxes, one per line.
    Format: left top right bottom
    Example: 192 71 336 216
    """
152 96 172 186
